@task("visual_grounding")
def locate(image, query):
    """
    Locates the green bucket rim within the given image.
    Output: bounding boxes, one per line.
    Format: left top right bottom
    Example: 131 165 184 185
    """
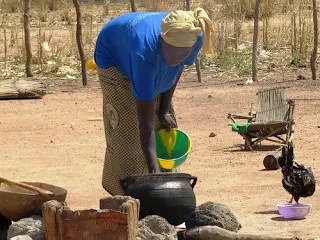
155 128 192 168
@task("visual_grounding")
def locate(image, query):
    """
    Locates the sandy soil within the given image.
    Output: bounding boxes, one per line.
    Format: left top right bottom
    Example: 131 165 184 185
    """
1 71 320 239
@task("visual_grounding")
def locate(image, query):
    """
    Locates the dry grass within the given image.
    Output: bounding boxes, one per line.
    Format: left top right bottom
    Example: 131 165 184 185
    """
0 0 318 78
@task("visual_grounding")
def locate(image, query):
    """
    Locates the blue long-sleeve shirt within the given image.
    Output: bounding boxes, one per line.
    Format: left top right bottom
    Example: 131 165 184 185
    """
94 12 203 100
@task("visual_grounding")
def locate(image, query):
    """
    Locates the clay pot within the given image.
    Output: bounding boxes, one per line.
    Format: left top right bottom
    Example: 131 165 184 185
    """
120 172 197 226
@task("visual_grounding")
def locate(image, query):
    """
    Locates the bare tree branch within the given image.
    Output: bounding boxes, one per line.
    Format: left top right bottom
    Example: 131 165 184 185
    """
73 0 87 86
24 0 33 77
311 0 318 80
129 0 136 12
252 0 261 82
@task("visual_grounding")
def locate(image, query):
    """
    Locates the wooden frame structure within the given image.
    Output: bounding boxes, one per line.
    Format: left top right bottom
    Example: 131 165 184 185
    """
42 196 139 240
228 87 295 150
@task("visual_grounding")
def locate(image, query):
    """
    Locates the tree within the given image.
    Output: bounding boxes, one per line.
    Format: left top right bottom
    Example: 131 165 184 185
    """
252 0 261 82
185 0 203 83
48 0 57 11
129 0 136 12
73 0 87 86
311 0 318 80
24 0 33 77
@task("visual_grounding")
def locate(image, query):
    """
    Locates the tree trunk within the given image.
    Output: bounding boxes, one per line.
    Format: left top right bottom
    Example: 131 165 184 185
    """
129 0 136 12
185 0 190 10
263 17 269 50
3 27 7 68
252 0 261 82
48 0 56 11
311 0 318 80
195 58 203 83
73 0 87 86
24 0 33 77
184 0 203 83
233 0 238 51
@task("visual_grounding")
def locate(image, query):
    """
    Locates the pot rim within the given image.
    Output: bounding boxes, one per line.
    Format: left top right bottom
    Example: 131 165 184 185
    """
122 172 196 180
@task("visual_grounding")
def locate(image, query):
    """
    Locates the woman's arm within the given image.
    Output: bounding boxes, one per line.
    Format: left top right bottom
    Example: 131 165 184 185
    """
135 99 161 173
158 69 183 129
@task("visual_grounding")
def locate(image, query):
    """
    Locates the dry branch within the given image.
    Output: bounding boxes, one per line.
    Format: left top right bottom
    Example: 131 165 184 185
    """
73 0 87 86
252 0 261 82
3 27 7 67
291 12 297 56
24 0 33 77
185 0 190 11
48 0 57 11
129 0 136 12
38 19 43 71
311 0 318 80
184 0 202 83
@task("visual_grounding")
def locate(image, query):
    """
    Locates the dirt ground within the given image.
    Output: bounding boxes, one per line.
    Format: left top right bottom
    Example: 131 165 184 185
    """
1 70 320 239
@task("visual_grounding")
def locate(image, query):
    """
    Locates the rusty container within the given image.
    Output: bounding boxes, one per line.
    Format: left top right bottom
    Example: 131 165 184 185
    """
263 153 281 170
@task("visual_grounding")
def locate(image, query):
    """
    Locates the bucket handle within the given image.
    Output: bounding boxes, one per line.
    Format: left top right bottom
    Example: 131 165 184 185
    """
190 176 198 189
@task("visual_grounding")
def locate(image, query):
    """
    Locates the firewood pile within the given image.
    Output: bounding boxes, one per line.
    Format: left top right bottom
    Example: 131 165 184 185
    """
0 79 46 100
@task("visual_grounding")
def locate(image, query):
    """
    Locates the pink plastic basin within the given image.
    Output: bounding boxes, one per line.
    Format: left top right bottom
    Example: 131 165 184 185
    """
277 203 311 220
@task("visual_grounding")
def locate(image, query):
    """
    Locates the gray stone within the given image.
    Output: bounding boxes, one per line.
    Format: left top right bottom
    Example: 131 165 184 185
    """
185 202 241 232
9 235 33 240
0 213 11 239
137 215 178 240
0 230 7 240
186 226 294 240
7 215 45 240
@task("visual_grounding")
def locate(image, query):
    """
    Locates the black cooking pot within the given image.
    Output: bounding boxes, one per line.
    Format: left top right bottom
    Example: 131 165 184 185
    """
120 172 197 226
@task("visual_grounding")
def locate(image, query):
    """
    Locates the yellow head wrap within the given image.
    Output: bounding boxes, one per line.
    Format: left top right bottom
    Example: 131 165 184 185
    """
161 8 214 58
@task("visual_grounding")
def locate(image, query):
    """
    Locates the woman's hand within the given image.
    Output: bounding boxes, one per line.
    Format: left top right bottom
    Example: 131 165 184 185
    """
159 113 177 132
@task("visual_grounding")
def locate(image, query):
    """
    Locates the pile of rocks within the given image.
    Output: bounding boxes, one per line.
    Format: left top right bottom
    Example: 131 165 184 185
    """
137 202 295 240
1 201 296 240
137 201 241 240
0 215 45 240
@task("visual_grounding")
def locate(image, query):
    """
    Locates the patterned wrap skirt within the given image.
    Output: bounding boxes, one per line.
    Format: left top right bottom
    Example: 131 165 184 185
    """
98 67 177 195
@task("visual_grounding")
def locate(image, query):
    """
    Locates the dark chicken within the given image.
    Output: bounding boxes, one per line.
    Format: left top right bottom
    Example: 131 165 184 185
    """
278 146 316 203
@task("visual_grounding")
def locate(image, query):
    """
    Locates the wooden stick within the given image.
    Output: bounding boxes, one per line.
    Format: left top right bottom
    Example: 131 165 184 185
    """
184 0 202 83
233 1 238 51
311 0 318 80
252 0 261 82
298 2 303 58
3 26 7 68
24 0 33 77
89 15 93 43
14 22 18 51
38 18 43 71
240 134 252 151
0 177 54 196
251 128 285 147
73 0 87 86
42 200 68 240
228 114 255 120
258 138 286 145
129 0 136 12
21 23 25 63
195 58 203 83
293 12 297 56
